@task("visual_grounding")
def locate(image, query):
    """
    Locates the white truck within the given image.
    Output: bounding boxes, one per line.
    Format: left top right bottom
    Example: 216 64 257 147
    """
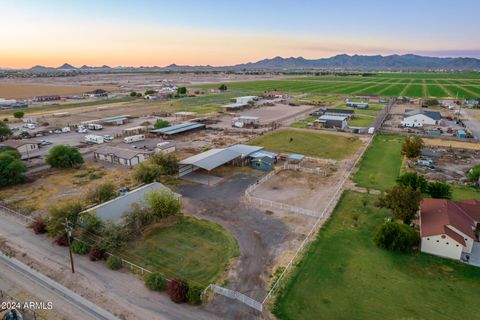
62 127 71 133
85 134 104 144
87 123 103 130
124 134 145 143
103 134 113 142
22 123 36 129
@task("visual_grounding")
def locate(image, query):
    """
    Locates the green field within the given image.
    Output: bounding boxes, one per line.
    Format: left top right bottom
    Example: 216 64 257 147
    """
348 115 375 127
249 129 362 160
353 135 404 191
335 103 385 115
123 217 239 286
196 73 480 98
273 191 480 320
290 116 318 128
451 185 480 201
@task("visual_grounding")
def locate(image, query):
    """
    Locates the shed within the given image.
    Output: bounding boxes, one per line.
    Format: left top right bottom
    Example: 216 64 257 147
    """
83 182 180 224
0 139 40 159
287 154 305 164
456 130 467 138
155 141 176 154
150 122 205 135
316 115 348 129
251 156 275 171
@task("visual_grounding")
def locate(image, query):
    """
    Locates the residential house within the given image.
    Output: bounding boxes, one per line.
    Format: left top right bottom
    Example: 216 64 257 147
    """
322 108 354 119
0 139 39 159
401 109 442 127
93 146 151 167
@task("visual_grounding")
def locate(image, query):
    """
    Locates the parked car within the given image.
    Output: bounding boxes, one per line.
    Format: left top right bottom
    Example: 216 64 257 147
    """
54 129 62 134
103 134 113 142
40 140 52 146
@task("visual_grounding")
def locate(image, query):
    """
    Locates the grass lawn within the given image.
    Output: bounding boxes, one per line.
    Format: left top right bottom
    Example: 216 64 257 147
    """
290 116 318 128
123 217 239 286
353 134 404 191
273 191 480 320
335 103 385 115
348 115 375 127
249 129 362 160
451 185 480 201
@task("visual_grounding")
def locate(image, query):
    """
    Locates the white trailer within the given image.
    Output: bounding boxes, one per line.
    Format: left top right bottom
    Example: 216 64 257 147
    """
85 134 104 144
124 134 145 143
87 123 103 130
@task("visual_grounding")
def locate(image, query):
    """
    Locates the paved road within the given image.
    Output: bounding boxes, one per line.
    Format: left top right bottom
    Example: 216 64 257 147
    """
0 211 218 320
0 252 117 320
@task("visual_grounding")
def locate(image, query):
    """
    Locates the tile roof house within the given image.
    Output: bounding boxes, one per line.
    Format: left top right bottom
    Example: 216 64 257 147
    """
420 198 480 261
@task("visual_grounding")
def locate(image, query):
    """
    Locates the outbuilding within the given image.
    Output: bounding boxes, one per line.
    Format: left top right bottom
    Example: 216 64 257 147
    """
323 109 354 119
401 109 442 127
315 115 348 129
150 122 205 136
0 139 40 159
93 146 151 167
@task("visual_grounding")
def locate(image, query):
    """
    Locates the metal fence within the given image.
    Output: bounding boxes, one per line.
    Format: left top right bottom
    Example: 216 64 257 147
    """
209 284 263 312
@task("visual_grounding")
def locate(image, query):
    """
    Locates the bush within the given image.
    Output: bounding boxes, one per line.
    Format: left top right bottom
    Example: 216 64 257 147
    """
150 153 179 175
133 162 163 184
401 136 423 159
427 182 452 199
71 240 89 255
374 221 419 252
46 145 84 168
145 189 182 219
106 256 123 270
144 272 167 291
86 181 116 204
186 285 203 305
0 151 26 187
218 84 227 91
396 172 428 193
167 279 188 303
13 111 24 119
153 119 170 129
468 164 480 184
88 246 105 261
46 200 84 237
54 234 69 246
31 219 47 234
130 91 137 97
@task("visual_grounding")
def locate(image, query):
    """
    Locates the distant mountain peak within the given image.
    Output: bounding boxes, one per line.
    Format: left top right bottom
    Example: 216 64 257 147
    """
57 63 76 70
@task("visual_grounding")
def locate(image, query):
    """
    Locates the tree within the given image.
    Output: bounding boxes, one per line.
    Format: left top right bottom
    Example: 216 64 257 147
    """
46 200 84 237
144 272 167 291
13 111 24 119
123 203 155 232
0 151 27 187
130 91 138 97
153 119 170 129
46 145 84 168
376 186 422 224
423 99 439 106
218 84 227 91
71 240 89 254
144 89 157 96
133 161 163 183
167 279 188 303
86 181 116 204
176 87 187 96
106 256 123 270
468 164 480 184
427 182 452 199
396 172 428 193
374 221 419 252
145 190 182 219
0 121 12 141
95 222 130 252
401 136 423 159
150 153 179 175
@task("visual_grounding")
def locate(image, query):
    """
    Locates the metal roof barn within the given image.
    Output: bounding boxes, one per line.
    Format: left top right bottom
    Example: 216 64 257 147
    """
180 148 240 171
226 144 263 158
150 122 205 135
83 182 180 224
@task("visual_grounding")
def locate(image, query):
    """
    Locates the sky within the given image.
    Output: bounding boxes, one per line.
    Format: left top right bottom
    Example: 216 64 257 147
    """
1 0 479 68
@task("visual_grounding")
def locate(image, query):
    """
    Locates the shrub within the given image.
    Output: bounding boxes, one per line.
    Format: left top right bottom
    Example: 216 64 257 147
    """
145 189 182 219
150 153 179 175
167 279 188 303
0 151 26 187
46 200 84 237
31 219 47 234
86 181 116 204
144 272 167 291
88 246 105 261
218 84 227 91
71 240 89 255
106 256 123 270
374 221 419 252
186 285 203 305
396 172 428 193
153 119 170 129
54 234 69 246
401 136 423 159
427 182 452 199
13 111 24 119
468 164 480 184
133 162 163 184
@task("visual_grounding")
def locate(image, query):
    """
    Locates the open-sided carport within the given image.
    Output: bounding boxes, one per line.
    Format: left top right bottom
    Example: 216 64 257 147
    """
179 148 241 185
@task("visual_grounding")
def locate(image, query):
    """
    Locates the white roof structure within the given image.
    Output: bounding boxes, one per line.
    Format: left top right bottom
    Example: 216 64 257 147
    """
239 116 259 120
179 148 241 171
318 115 347 121
226 144 263 158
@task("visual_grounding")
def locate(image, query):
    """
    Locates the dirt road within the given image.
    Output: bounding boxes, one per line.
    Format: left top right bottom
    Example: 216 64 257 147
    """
0 211 219 320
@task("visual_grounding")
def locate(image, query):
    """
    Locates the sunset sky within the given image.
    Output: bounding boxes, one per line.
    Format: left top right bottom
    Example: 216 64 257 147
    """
1 0 479 68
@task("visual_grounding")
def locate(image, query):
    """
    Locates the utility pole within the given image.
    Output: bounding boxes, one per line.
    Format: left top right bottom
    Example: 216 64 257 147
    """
64 218 75 274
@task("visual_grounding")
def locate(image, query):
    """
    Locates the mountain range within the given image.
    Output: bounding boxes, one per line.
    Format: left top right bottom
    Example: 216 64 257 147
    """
12 54 480 72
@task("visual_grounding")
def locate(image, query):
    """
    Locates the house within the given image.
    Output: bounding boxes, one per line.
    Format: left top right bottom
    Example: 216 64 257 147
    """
84 89 108 98
420 198 480 262
264 91 287 99
346 101 369 109
0 139 39 159
34 95 61 102
224 96 257 110
315 115 348 129
323 109 354 119
155 141 176 154
231 115 259 128
82 182 181 224
93 146 151 167
249 150 278 171
401 109 442 127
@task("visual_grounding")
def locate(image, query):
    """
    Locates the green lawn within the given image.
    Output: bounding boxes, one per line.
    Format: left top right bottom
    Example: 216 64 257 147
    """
249 129 362 160
290 116 318 128
273 191 480 320
451 185 480 201
353 135 404 191
348 115 375 127
123 217 239 286
335 103 385 115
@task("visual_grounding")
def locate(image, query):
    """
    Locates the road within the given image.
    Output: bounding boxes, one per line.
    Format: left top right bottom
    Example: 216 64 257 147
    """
0 252 117 320
462 108 480 139
0 211 219 320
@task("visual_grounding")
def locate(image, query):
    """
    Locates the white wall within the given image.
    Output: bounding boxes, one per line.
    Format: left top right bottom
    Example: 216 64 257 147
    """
421 235 463 260
447 225 475 254
402 114 437 126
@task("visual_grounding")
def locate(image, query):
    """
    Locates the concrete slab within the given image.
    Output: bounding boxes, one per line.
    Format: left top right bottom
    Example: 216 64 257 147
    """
181 171 223 186
463 242 480 267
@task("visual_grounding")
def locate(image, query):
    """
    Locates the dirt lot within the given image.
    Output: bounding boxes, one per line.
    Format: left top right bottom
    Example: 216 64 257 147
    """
252 168 340 211
423 137 480 150
0 83 103 99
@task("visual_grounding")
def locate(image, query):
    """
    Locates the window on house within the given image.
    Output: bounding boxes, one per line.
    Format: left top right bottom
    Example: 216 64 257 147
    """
456 245 459 247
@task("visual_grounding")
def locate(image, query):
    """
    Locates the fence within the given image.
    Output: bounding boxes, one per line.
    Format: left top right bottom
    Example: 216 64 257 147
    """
208 284 263 312
282 163 327 176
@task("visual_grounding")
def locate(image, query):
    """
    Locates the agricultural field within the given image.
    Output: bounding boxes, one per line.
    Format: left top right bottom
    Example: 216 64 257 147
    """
273 191 480 320
0 82 103 99
249 128 363 160
197 73 480 98
353 134 404 191
123 217 239 286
